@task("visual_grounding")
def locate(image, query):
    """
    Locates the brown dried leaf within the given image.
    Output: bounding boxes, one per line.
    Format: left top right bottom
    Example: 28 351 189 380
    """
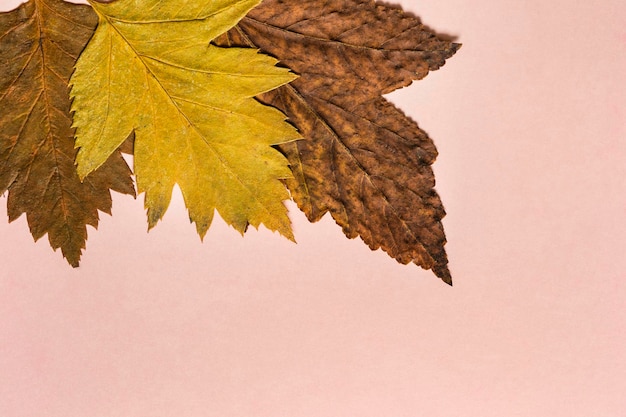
216 0 458 283
0 0 135 267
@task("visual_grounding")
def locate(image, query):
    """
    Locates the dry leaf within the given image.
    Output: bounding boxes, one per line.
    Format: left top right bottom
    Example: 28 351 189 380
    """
70 0 300 238
216 0 459 283
1 0 459 280
0 0 135 267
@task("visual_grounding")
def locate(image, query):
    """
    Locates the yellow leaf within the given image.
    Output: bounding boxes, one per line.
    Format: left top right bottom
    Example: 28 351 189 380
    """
70 0 300 239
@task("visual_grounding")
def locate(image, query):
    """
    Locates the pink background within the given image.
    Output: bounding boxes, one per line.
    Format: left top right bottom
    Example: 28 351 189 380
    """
1 0 625 416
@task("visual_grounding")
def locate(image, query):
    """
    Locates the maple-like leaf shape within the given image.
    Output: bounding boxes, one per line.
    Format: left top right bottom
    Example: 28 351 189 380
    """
0 0 135 267
70 0 300 239
216 0 459 283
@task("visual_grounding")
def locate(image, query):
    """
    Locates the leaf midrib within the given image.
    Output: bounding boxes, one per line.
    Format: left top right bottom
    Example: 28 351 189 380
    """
34 0 74 250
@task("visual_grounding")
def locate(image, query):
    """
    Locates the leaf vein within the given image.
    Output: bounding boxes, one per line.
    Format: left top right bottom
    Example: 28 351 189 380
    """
38 0 93 30
0 13 35 43
103 15 285 221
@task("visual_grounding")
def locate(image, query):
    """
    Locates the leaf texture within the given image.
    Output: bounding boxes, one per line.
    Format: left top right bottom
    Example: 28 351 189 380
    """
216 0 459 283
70 0 300 239
0 0 135 267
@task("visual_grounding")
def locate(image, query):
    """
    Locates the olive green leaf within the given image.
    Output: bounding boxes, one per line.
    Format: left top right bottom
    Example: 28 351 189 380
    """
0 0 135 267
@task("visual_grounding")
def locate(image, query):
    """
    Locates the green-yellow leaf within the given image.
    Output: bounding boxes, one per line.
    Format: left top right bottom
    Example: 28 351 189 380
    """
70 0 300 239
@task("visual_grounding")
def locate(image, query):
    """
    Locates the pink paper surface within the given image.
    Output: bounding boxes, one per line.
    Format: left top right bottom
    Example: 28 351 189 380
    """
1 0 625 416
